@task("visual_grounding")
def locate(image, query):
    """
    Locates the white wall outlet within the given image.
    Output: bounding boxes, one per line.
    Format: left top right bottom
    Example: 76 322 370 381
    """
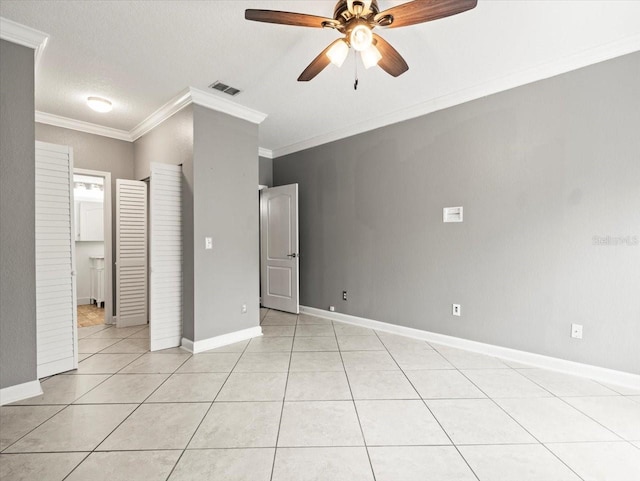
329 306 335 312
205 237 213 250
571 323 583 339
452 304 461 316
241 304 247 314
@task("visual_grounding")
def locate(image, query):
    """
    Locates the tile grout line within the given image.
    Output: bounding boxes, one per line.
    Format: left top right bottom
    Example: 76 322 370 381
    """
437 348 588 481
61 336 193 481
2 325 151 453
507 368 630 443
268 309 297 481
336 321 378 481
372 329 483 481
162 332 254 481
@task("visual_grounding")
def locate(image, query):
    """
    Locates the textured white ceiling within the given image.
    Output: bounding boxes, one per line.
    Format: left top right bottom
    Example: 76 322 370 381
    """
1 1 640 155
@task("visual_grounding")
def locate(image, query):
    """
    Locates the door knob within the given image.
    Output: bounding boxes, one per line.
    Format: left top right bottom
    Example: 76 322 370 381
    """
287 253 297 258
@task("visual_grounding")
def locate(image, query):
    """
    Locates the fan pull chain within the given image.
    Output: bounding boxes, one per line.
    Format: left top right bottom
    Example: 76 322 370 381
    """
354 49 359 90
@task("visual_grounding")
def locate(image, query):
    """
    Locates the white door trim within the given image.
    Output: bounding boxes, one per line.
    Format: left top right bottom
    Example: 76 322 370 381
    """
74 168 113 324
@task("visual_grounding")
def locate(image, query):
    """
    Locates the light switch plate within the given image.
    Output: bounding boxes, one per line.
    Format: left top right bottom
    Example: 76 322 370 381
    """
205 237 213 250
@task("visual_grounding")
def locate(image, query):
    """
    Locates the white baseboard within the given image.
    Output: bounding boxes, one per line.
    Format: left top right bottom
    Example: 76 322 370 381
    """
150 336 182 352
181 326 262 354
0 380 43 406
301 306 640 390
77 297 91 305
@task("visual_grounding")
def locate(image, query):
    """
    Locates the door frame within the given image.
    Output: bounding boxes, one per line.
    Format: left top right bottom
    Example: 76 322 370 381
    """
74 168 113 324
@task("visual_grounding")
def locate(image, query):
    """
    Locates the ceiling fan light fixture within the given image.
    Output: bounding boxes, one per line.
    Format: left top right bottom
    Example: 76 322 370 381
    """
349 23 373 51
327 39 349 67
86 96 112 113
361 44 382 69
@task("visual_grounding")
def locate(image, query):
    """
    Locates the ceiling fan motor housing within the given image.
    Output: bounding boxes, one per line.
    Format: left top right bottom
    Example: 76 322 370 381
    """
334 0 379 24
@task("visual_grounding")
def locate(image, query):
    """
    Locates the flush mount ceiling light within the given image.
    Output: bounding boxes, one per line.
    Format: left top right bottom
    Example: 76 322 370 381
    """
87 96 112 113
245 0 477 85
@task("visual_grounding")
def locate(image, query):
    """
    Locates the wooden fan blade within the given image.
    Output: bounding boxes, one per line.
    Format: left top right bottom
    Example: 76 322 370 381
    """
375 0 477 28
245 9 337 28
373 34 409 77
298 39 343 82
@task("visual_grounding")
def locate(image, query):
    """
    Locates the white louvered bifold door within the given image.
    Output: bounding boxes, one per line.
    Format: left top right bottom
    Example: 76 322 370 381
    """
116 180 148 328
35 141 77 378
149 163 182 351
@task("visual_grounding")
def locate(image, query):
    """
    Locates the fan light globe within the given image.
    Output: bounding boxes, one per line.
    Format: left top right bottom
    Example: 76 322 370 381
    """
87 97 113 113
327 39 349 67
350 24 373 51
361 45 382 69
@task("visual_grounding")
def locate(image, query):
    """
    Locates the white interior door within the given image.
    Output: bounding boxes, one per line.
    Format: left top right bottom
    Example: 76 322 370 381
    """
149 163 182 351
116 179 148 328
35 141 77 378
260 184 299 313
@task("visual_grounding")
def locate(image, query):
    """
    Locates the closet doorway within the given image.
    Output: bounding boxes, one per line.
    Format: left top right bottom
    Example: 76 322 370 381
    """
73 169 113 328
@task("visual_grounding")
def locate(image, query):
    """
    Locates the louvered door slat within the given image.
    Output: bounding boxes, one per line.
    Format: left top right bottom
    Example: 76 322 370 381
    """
150 163 183 351
35 141 77 378
116 180 148 328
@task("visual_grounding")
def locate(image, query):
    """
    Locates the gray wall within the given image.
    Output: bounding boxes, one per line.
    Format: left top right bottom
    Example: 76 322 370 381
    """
133 106 194 180
259 156 273 187
274 52 640 374
192 105 260 341
0 40 37 389
35 123 136 315
133 106 195 338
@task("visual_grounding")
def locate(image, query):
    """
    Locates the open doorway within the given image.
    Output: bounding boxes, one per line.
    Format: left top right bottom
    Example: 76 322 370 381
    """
73 169 112 328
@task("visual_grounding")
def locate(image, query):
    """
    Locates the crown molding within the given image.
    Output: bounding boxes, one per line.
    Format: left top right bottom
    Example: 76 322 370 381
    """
1 17 49 73
129 88 192 141
129 86 268 141
35 111 132 141
37 85 271 146
271 33 640 158
189 87 268 125
258 147 273 159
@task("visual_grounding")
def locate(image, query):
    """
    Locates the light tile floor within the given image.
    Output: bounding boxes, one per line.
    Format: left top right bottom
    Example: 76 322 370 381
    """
1 310 639 480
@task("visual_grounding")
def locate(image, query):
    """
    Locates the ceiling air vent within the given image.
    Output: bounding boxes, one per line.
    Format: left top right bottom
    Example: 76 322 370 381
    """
209 81 241 96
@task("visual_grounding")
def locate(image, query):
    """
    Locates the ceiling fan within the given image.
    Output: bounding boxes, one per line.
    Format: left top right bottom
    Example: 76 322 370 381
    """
245 0 478 82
